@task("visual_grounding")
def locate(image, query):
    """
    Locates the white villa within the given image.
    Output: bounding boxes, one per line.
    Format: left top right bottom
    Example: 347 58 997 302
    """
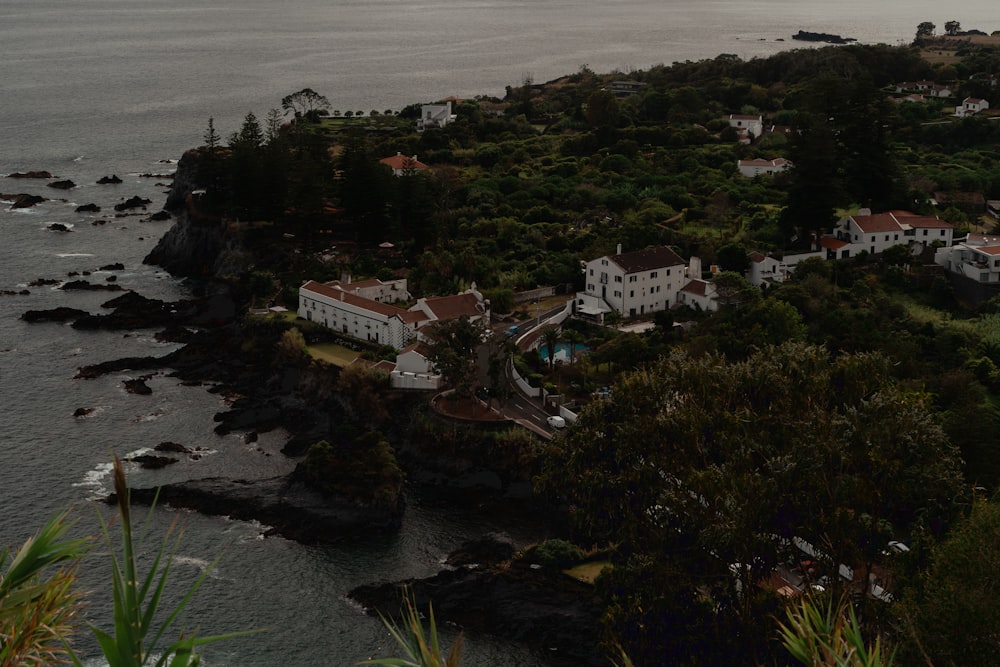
298 280 488 350
379 153 430 176
737 158 792 178
577 245 689 321
829 209 953 257
416 101 456 131
935 234 1000 285
677 278 719 312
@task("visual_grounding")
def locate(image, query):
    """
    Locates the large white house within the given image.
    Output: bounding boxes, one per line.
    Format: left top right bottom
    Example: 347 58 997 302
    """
299 280 424 349
746 250 824 286
829 210 953 257
577 245 689 320
955 97 990 117
298 280 489 350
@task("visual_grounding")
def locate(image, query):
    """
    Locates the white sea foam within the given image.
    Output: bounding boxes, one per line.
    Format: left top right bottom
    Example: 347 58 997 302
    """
56 252 93 257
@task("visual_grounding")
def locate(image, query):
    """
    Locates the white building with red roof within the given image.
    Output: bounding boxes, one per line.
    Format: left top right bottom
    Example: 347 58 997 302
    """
830 209 953 257
726 114 764 144
935 234 1000 285
577 244 690 321
956 97 990 117
379 152 430 176
298 280 489 350
677 278 719 312
324 276 410 303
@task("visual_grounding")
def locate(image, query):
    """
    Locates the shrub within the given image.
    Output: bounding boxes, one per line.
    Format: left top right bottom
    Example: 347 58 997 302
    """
534 539 584 568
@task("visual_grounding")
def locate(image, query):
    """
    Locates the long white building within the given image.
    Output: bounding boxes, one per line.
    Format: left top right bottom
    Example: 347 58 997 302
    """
577 245 689 320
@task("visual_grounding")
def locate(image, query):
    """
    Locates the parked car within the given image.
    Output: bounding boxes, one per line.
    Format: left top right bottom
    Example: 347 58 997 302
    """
546 415 566 429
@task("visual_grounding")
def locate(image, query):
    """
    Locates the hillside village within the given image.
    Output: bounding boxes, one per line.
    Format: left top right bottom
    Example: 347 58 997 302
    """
161 30 1000 667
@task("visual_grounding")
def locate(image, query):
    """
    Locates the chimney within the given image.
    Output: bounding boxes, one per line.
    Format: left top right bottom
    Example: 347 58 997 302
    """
616 243 622 255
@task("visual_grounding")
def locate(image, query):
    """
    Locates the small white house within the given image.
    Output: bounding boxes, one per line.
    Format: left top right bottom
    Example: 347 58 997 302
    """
391 342 442 390
935 234 1000 284
677 279 719 312
737 158 792 178
956 97 990 117
726 114 764 144
416 101 456 131
379 152 430 176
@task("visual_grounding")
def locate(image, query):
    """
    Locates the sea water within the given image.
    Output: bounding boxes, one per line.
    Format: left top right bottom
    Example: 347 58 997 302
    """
1 1 995 664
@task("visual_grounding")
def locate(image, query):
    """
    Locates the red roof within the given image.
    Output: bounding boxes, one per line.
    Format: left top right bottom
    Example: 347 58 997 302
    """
680 279 711 296
850 213 902 233
301 280 423 322
417 293 484 321
977 246 1000 256
379 153 429 171
820 237 848 250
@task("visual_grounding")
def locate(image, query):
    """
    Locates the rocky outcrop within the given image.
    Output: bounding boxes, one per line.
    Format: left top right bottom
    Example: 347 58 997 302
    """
76 203 101 213
115 476 403 543
21 307 90 323
114 195 152 211
97 175 123 184
143 149 247 278
1 193 46 208
48 179 76 190
350 537 604 667
7 171 53 179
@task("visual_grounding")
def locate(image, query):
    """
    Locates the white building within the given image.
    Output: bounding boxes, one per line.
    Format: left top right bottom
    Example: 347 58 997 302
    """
746 250 824 287
830 210 953 257
298 280 488 350
677 279 719 312
726 114 764 144
935 234 1000 284
955 97 989 117
390 342 442 390
324 276 411 303
578 245 688 320
379 152 430 176
416 101 456 131
299 280 423 349
737 158 792 178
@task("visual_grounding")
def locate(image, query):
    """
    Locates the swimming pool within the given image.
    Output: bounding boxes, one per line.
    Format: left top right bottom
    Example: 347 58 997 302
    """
539 342 589 363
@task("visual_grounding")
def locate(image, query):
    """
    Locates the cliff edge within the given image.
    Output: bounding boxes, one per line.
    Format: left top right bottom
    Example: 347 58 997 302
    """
144 149 249 278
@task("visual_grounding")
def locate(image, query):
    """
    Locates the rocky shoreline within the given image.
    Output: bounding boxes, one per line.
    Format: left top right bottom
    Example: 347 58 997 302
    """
349 534 605 667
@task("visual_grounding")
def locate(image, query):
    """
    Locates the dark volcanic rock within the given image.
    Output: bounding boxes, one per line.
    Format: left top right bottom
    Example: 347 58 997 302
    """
48 179 76 190
61 280 123 292
446 533 517 567
123 378 153 395
4 194 46 208
148 210 171 221
114 476 402 543
98 263 125 271
48 223 71 232
75 355 164 379
129 454 178 469
8 171 52 179
28 278 60 287
115 195 152 212
73 407 96 417
97 175 123 184
155 441 192 454
21 307 90 323
76 203 101 213
350 561 604 667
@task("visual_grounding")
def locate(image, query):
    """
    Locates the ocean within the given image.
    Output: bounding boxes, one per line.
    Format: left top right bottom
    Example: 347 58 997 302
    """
1 1 996 664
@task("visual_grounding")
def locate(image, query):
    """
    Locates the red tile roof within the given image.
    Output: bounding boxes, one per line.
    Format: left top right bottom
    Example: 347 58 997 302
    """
820 237 848 250
417 293 484 321
850 213 902 233
301 280 423 322
379 153 429 171
976 246 1000 256
680 279 711 296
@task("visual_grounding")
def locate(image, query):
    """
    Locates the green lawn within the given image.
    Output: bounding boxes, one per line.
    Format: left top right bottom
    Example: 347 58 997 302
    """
563 560 610 584
307 343 360 367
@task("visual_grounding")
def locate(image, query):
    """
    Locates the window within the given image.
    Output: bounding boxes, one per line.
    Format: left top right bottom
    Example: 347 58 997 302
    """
630 290 634 297
589 268 593 276
885 235 890 241
923 230 928 236
941 230 946 236
629 275 637 283
650 271 658 278
894 234 898 241
666 269 671 276
614 290 621 297
615 275 622 283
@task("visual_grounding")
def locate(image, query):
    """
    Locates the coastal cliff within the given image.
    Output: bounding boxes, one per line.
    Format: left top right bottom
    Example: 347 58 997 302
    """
143 149 250 278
